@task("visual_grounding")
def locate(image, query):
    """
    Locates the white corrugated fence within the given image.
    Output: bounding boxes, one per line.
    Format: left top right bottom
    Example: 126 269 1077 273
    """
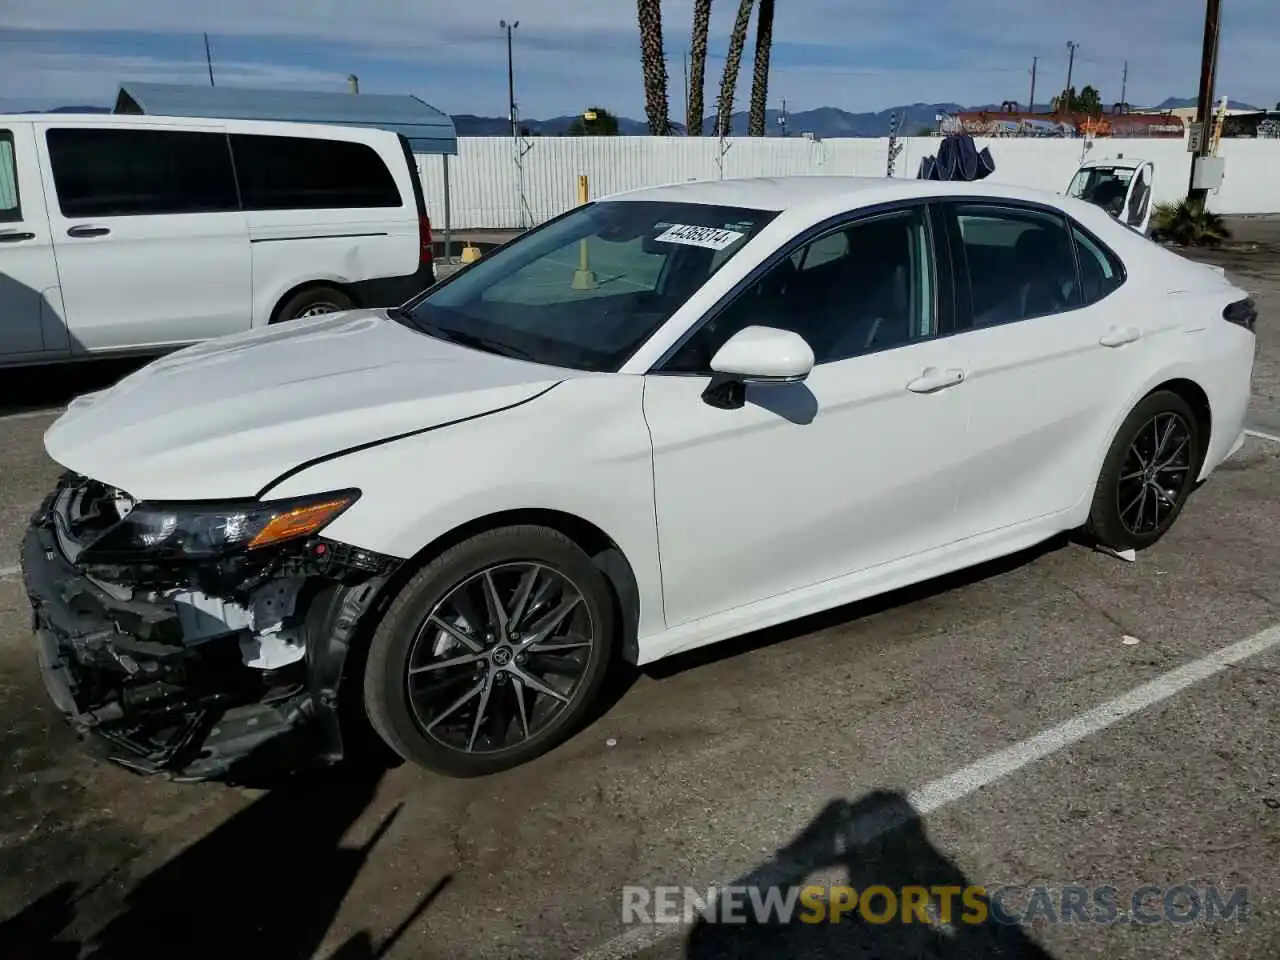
414 135 1280 231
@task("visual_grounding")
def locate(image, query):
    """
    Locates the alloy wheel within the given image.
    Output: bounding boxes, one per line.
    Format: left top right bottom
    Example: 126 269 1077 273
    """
1116 411 1193 537
404 562 596 755
296 303 338 318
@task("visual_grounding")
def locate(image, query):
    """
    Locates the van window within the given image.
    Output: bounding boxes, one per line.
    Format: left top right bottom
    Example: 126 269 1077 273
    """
0 130 18 222
229 134 402 211
45 128 239 218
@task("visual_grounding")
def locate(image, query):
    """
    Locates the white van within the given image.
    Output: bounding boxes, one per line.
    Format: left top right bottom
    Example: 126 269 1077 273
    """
0 113 436 368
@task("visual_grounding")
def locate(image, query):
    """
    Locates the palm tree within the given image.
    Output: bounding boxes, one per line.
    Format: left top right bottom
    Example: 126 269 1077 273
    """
687 0 712 135
716 0 754 137
747 0 774 136
636 0 672 135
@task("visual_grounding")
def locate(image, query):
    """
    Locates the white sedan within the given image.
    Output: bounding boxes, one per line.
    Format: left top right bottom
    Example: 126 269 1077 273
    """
21 176 1257 781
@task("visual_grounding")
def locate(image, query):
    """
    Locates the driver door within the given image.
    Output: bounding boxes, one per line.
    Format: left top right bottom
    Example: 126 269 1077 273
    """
641 203 972 629
1122 162 1154 234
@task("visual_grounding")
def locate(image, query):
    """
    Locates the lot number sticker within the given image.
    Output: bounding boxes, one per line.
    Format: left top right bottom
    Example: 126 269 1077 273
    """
652 224 746 250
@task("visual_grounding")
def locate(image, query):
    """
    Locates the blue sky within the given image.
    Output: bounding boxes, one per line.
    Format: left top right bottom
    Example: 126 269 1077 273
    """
1 0 1276 119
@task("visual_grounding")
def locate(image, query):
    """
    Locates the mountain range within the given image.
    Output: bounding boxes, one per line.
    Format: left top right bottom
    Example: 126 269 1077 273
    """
42 97 1262 138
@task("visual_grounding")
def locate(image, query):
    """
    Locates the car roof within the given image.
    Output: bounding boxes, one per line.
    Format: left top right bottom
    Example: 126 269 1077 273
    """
601 174 1082 215
1077 155 1147 170
0 112 399 143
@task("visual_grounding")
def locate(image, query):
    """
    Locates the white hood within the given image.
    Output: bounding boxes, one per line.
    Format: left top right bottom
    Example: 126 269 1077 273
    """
45 310 573 501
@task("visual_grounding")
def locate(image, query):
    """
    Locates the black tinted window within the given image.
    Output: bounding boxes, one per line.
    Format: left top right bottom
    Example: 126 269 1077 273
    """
1072 225 1125 304
0 130 19 222
230 134 401 210
665 207 935 372
46 128 238 217
950 204 1081 326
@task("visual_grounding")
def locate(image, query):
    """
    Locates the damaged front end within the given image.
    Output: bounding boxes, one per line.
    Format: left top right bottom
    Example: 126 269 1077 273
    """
21 473 401 782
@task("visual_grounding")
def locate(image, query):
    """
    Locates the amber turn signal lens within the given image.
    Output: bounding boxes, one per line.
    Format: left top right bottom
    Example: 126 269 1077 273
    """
247 496 355 550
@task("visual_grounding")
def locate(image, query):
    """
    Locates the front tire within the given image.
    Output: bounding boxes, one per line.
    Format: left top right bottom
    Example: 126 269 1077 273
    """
362 526 616 777
1086 390 1202 551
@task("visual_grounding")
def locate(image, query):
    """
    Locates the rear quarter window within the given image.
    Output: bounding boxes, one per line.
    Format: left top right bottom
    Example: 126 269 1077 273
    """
230 134 403 211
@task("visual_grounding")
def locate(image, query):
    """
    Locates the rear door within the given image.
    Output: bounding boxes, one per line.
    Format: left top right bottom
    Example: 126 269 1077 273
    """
941 201 1140 536
0 122 67 360
37 122 252 352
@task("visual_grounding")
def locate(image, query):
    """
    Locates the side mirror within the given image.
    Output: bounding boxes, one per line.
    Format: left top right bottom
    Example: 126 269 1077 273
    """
710 326 814 382
702 326 814 410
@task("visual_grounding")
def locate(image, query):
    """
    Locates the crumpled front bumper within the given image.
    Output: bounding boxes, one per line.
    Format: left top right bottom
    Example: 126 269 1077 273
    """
20 495 396 783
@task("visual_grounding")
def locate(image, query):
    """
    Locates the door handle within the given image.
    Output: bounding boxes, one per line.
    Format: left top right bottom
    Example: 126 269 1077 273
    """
0 230 35 243
907 367 966 394
1099 326 1141 347
67 225 110 238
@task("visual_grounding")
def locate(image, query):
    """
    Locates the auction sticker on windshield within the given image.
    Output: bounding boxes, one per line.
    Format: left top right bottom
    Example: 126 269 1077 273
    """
653 224 746 250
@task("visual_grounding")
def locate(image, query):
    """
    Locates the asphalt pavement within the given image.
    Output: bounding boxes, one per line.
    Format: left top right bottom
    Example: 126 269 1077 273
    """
0 223 1278 960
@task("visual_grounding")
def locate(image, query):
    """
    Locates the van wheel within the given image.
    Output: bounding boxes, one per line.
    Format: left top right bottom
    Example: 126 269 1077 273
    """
362 526 616 777
274 286 354 323
1086 390 1202 552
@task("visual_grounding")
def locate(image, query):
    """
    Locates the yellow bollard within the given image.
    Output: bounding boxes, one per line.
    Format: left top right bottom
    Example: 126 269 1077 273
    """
573 174 597 290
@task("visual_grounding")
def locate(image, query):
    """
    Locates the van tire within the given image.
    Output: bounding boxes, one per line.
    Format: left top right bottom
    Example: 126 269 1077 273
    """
273 286 355 323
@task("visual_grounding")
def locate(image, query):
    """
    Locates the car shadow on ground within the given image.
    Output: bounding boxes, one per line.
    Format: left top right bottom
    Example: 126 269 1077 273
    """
0 356 155 417
0 764 450 960
680 790 1056 959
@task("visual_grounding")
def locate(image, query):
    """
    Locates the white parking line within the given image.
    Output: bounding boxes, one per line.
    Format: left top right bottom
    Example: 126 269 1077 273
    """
0 407 63 423
1246 428 1280 445
575 623 1280 960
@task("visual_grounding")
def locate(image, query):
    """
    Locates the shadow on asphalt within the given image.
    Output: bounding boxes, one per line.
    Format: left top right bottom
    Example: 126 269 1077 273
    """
0 765 450 960
1 356 155 417
682 791 1056 959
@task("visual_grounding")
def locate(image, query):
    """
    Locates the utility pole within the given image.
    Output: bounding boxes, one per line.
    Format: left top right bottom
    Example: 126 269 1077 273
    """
1028 56 1038 113
1188 0 1223 204
499 19 520 140
779 98 788 137
203 32 216 87
1063 41 1078 113
1119 61 1128 109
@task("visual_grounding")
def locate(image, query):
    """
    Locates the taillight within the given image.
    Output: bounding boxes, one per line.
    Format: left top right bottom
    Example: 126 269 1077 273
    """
418 215 434 267
1223 297 1256 333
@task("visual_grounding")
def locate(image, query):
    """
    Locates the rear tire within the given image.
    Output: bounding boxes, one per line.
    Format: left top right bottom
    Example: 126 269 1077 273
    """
362 526 616 777
1086 390 1202 551
273 286 354 323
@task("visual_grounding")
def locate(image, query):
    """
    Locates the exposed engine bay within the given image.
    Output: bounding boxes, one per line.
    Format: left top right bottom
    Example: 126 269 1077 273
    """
23 472 401 782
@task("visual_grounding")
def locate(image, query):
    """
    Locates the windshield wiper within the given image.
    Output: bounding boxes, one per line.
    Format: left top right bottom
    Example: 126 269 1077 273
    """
419 321 538 362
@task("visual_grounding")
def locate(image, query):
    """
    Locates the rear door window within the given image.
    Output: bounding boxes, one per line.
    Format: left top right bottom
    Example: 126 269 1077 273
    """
947 203 1082 327
45 128 239 217
230 134 402 211
0 130 19 222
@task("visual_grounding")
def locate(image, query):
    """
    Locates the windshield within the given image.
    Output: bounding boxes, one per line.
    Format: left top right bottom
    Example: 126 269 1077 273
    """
1066 166 1134 217
404 200 778 372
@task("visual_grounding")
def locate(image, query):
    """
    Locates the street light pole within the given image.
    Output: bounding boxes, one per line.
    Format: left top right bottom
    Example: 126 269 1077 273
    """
499 19 520 139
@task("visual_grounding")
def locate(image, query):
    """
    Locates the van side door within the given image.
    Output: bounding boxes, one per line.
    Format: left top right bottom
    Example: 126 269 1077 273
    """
36 122 252 353
0 122 68 361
